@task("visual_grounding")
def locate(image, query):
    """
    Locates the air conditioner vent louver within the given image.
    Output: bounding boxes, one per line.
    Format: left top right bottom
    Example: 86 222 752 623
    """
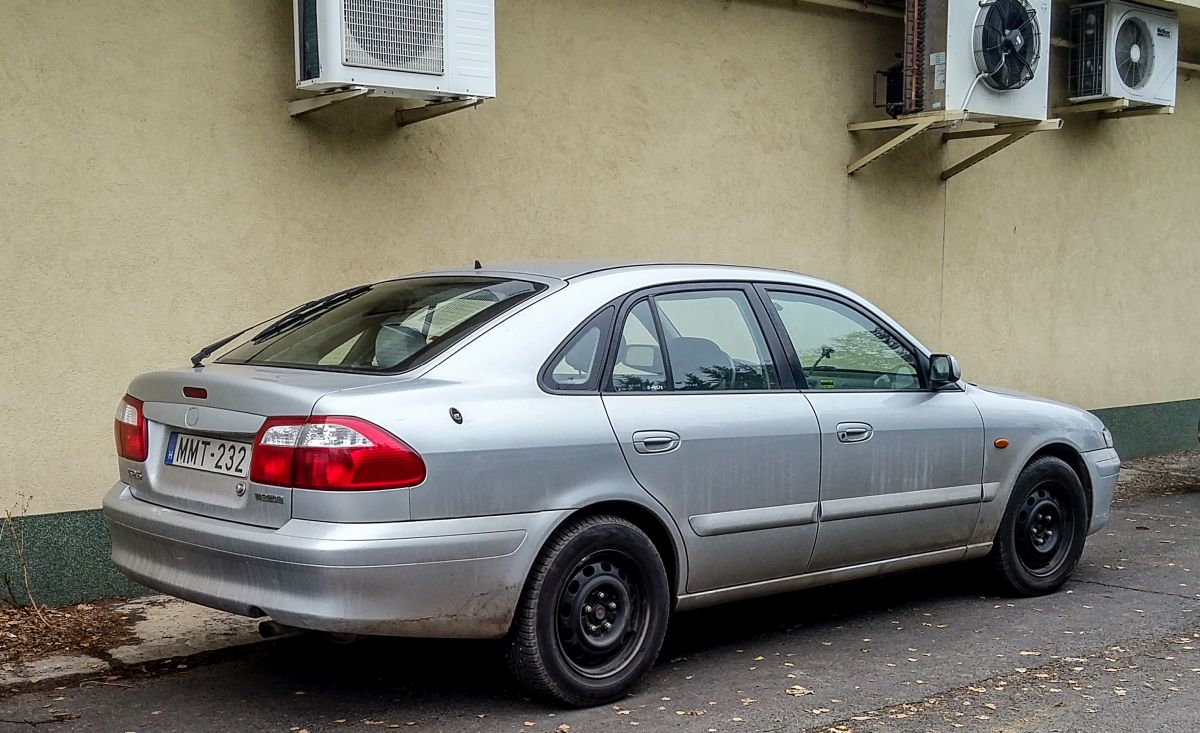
974 0 1041 91
343 0 444 75
1114 15 1154 89
299 0 321 81
1069 5 1106 99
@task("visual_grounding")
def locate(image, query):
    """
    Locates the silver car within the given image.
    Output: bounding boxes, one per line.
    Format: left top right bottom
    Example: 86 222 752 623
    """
104 262 1120 706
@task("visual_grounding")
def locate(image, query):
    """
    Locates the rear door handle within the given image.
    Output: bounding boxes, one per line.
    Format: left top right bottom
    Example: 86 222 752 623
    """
836 422 874 444
632 430 681 454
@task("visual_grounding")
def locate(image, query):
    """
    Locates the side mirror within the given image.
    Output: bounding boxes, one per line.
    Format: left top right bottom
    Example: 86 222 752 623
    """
928 354 962 388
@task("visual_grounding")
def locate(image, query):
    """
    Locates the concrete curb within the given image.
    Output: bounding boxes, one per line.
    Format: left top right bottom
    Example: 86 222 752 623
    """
1 596 268 689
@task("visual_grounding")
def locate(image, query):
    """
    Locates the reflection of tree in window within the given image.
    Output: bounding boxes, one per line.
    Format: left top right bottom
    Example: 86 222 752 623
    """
677 364 773 391
798 327 914 375
614 375 664 392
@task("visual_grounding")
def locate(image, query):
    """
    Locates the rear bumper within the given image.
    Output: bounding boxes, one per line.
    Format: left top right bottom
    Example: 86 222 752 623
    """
102 483 567 638
1082 447 1121 534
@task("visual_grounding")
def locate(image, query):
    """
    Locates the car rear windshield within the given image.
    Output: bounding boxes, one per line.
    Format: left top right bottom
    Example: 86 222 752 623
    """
217 276 546 373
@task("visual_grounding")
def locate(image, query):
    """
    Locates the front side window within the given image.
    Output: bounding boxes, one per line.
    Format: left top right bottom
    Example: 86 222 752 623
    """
219 277 545 373
768 291 920 391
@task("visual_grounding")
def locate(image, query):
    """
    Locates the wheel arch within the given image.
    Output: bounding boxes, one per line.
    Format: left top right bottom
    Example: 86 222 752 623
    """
554 500 686 606
1026 442 1094 524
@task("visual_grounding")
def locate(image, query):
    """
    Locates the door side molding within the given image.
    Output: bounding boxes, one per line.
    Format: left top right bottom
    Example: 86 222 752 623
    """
820 484 981 521
689 501 819 537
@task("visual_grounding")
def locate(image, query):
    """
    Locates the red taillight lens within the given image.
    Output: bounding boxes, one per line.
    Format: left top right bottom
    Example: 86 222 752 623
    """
249 416 425 491
249 417 307 487
114 394 148 462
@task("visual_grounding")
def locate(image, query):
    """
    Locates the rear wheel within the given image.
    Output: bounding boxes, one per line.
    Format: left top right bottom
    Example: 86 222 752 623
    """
988 456 1089 596
506 515 670 707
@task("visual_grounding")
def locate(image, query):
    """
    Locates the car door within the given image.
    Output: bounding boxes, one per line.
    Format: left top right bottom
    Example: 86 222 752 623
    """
760 287 985 572
600 285 822 593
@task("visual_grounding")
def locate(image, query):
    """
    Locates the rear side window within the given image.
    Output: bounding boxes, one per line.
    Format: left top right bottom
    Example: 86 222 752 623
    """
543 307 615 391
611 300 668 392
219 277 545 373
654 290 779 391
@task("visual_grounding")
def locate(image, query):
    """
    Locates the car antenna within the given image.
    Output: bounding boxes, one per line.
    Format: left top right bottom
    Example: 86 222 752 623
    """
474 259 482 270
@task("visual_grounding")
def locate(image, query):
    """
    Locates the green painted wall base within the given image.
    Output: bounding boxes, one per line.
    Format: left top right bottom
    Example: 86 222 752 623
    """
0 509 147 607
1091 398 1200 460
1 399 1195 608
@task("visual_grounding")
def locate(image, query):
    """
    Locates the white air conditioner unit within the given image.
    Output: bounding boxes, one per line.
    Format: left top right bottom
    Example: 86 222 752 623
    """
901 0 1052 121
293 0 495 101
1069 1 1178 107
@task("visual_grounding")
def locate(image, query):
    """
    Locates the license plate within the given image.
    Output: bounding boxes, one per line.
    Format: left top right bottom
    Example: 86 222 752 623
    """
165 432 251 478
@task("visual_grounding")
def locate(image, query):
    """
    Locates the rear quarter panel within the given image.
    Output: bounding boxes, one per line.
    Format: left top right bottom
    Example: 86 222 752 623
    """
307 278 691 592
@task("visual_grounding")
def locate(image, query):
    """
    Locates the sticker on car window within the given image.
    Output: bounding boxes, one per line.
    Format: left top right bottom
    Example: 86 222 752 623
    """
819 378 835 389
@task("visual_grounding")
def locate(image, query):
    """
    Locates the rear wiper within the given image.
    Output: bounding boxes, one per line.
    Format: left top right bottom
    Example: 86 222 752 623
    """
190 327 256 369
188 285 372 368
250 285 371 343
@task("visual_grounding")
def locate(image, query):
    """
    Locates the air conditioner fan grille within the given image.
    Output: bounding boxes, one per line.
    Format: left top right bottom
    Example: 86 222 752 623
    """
1115 15 1155 89
343 0 444 75
974 0 1041 91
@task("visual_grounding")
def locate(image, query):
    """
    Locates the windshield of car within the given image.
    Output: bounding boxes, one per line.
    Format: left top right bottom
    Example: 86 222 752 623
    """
217 276 545 373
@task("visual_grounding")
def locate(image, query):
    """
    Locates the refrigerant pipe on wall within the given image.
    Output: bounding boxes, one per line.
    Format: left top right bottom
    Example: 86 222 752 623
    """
783 0 1199 70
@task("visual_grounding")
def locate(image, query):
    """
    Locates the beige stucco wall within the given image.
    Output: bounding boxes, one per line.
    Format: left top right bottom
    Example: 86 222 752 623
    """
0 0 1196 515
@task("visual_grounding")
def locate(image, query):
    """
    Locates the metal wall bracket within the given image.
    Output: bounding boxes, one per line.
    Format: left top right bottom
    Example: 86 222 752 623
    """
395 97 483 127
939 119 1062 181
287 87 371 118
846 110 967 175
847 110 1063 180
287 89 484 126
1052 98 1174 120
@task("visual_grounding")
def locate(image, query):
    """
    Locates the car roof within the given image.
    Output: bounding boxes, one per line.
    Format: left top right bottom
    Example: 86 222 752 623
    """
410 260 931 356
419 260 830 285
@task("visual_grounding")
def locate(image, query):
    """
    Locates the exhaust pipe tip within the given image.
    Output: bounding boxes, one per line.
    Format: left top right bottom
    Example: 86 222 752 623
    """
258 619 301 639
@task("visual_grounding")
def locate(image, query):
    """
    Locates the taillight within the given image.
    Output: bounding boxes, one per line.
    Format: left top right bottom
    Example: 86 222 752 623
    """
249 416 426 491
114 394 148 462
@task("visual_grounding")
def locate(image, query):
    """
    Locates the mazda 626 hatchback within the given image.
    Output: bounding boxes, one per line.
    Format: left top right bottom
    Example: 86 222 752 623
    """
104 262 1120 706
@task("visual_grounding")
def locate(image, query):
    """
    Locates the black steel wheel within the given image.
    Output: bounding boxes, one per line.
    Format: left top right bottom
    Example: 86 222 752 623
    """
555 549 648 678
989 456 1089 596
506 515 669 707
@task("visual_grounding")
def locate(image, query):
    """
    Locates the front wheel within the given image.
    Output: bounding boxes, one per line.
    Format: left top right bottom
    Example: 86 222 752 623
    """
988 456 1089 596
505 515 670 707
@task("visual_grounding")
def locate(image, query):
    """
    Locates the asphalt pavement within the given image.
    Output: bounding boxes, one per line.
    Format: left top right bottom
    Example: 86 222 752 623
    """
2 492 1198 733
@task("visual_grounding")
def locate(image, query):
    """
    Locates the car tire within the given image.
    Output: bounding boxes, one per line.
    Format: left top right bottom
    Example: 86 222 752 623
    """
988 456 1089 596
505 514 670 707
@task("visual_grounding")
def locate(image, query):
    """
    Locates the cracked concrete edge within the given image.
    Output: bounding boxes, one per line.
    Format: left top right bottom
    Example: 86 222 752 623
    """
107 595 267 665
0 655 110 688
1 595 268 689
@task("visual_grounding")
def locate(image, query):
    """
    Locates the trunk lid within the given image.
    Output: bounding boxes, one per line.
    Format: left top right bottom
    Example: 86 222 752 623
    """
122 364 387 528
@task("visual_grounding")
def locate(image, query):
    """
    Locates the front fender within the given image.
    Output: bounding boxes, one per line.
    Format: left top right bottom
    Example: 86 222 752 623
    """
965 385 1110 547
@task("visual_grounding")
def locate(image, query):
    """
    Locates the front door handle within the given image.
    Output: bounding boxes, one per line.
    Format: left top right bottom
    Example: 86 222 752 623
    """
836 422 874 444
632 430 681 454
